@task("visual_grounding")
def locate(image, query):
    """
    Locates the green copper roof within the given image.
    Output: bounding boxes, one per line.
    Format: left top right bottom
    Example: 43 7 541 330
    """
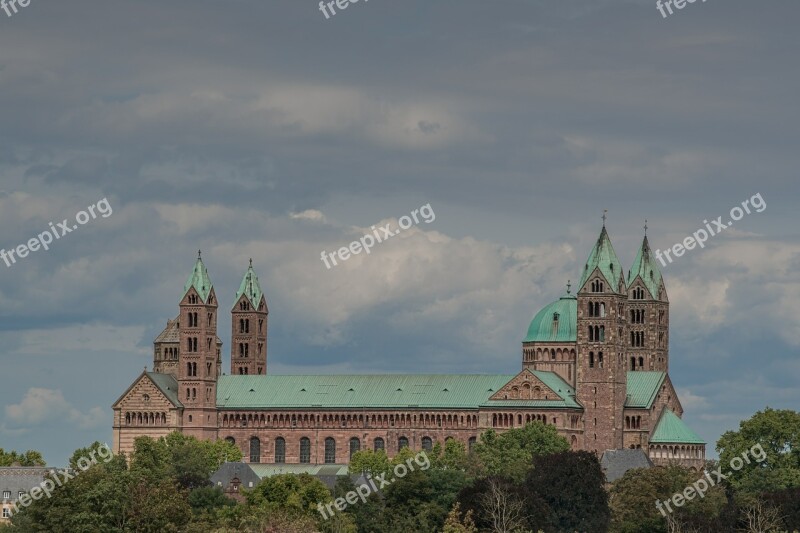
625 372 666 408
579 226 624 293
217 372 578 410
523 294 577 343
146 372 183 407
234 262 265 309
627 236 663 298
651 409 704 444
183 255 213 303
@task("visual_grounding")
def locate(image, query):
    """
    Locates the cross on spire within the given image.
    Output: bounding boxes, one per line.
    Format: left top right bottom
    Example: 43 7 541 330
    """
602 209 607 227
644 219 648 236
249 258 253 267
198 249 202 259
566 279 571 294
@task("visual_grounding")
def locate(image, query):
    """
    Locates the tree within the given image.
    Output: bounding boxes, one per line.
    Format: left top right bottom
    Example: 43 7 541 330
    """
762 487 800 531
69 441 113 471
129 432 243 489
524 450 609 533
740 500 785 533
0 448 45 466
609 465 728 533
717 408 800 494
481 477 528 533
247 473 331 518
348 449 391 478
430 439 471 472
443 502 479 533
188 485 236 515
473 423 570 481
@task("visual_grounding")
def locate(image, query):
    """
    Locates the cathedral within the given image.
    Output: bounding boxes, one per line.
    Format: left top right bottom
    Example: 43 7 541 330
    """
112 223 705 470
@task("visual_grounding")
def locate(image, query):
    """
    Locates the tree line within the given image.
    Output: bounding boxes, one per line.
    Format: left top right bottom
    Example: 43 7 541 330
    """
1 407 799 532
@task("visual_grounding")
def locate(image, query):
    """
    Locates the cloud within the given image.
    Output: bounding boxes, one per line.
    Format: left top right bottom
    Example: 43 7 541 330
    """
4 388 105 430
676 388 710 411
290 209 327 223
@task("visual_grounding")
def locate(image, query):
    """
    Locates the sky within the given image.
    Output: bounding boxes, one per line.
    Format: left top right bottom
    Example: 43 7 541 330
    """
0 0 798 466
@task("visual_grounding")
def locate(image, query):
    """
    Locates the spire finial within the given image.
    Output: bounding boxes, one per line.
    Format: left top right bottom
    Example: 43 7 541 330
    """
566 279 571 294
249 258 253 268
602 209 607 227
198 249 202 259
644 219 648 236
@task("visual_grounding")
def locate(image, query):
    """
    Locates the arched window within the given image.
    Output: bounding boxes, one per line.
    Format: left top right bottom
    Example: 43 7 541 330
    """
225 436 235 445
274 437 285 463
421 437 433 452
300 437 311 463
589 351 595 368
638 357 644 369
350 437 361 458
250 437 261 463
324 437 336 464
398 436 409 450
374 438 385 452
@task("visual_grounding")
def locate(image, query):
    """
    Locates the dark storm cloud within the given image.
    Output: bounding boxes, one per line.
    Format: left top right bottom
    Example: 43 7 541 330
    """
0 0 798 464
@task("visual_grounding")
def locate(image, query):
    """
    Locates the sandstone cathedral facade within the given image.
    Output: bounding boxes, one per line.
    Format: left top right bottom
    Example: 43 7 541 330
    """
112 223 705 470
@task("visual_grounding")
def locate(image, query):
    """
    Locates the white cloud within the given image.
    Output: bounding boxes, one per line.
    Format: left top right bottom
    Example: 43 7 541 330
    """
677 388 710 410
290 209 327 223
4 388 105 430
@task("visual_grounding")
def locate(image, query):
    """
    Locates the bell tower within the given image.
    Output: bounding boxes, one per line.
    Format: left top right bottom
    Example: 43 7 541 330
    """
575 217 628 453
627 227 669 372
231 259 268 376
177 251 219 440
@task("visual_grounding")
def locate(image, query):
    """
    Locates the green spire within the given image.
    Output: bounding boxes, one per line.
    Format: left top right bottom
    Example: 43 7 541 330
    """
627 236 663 298
578 225 624 292
234 258 264 309
182 250 213 303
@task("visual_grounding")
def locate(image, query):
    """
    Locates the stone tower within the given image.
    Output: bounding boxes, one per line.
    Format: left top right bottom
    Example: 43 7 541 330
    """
153 317 180 377
230 259 268 376
575 224 628 453
626 234 669 372
177 251 219 440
